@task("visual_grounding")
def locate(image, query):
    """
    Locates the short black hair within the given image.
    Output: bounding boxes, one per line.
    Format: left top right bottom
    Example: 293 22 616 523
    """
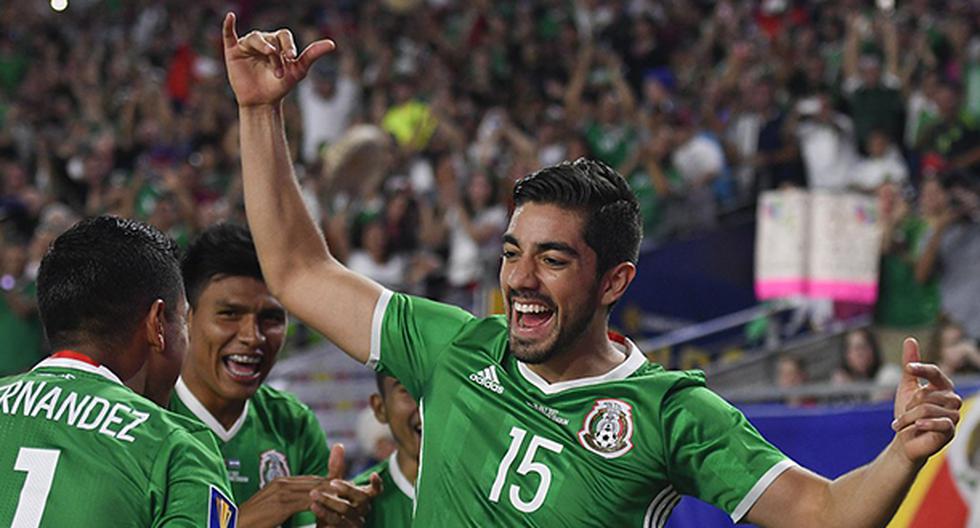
512 158 641 275
37 216 183 350
182 223 263 309
375 371 393 396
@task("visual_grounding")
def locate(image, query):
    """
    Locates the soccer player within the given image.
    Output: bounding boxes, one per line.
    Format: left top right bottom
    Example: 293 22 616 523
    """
352 374 419 528
223 15 963 527
0 216 238 527
173 223 378 528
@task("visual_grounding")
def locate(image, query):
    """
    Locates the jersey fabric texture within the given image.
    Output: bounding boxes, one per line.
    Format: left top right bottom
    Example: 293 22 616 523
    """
353 452 414 528
169 377 329 528
368 291 793 527
0 357 236 527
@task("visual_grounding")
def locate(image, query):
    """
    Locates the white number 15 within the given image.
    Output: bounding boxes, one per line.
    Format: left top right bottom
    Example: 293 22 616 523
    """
489 426 563 513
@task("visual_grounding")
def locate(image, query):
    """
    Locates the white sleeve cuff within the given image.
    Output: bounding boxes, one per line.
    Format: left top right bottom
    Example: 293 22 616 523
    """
730 459 797 522
367 289 393 370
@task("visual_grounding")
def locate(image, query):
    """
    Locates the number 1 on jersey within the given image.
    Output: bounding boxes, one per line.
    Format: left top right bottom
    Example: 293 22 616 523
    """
11 448 61 528
489 426 563 513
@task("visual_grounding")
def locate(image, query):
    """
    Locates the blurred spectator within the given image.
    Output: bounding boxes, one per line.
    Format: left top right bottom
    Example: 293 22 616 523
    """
442 167 507 315
926 316 980 376
787 92 858 190
347 215 407 292
851 130 908 192
298 52 360 163
917 81 980 175
873 179 941 362
916 171 980 340
775 354 815 407
842 13 905 150
832 328 901 388
0 239 44 376
0 0 977 359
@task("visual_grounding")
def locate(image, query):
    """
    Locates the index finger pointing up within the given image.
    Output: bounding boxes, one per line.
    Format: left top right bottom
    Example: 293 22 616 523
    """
223 12 239 49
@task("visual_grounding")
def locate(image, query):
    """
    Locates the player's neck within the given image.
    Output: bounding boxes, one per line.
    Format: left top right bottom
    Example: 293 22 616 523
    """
525 321 626 383
395 448 419 485
54 343 128 380
182 373 247 429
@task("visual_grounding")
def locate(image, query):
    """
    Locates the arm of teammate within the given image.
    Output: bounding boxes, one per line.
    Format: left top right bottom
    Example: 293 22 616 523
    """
222 13 381 364
151 430 239 528
238 476 326 528
744 338 962 528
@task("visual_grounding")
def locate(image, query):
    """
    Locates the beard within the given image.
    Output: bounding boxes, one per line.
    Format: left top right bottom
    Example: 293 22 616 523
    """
509 286 599 364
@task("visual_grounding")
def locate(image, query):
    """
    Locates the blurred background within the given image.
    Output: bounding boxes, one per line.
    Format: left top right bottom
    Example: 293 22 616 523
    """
0 0 978 526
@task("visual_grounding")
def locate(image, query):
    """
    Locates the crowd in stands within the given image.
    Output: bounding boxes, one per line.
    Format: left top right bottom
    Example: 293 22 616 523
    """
1 0 979 385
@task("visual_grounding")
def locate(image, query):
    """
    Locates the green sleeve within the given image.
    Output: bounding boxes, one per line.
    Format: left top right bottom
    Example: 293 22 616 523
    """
287 409 329 528
370 291 474 399
662 385 792 522
150 428 238 528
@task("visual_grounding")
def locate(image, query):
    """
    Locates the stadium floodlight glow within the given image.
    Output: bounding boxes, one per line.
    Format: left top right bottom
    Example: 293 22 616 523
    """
50 0 68 12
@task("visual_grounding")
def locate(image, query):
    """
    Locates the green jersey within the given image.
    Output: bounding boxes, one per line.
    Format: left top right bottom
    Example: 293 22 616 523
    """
0 356 237 528
369 292 792 527
353 452 414 528
170 377 329 528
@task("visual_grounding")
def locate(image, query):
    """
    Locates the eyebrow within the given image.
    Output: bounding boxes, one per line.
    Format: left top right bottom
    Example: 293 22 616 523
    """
503 234 580 257
215 300 286 317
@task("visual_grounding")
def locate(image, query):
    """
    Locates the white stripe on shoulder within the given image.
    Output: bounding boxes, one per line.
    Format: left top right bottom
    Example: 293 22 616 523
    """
643 485 676 528
655 494 681 527
730 459 797 523
368 289 394 369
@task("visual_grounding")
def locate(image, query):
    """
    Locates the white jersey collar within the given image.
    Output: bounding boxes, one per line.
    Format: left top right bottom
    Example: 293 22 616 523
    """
174 376 249 442
517 336 646 395
32 357 124 386
388 451 416 500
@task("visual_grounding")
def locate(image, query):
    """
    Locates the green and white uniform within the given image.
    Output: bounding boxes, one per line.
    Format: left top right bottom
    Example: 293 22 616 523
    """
369 292 794 527
353 452 414 528
0 356 237 527
169 377 329 528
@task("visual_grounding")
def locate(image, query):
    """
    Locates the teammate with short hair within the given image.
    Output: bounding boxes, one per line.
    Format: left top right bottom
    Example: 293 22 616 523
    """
353 374 419 528
224 15 963 527
173 223 378 528
0 216 238 527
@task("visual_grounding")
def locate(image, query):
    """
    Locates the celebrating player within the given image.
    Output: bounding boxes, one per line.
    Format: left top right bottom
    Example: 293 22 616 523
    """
223 14 963 527
0 216 238 527
173 223 379 528
351 374 419 528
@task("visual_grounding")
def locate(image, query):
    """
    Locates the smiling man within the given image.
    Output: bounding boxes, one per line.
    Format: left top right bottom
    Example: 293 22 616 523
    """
352 374 419 528
225 14 962 528
170 223 374 528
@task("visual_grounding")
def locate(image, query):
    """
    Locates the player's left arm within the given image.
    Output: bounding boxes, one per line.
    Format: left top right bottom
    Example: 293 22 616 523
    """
745 338 962 528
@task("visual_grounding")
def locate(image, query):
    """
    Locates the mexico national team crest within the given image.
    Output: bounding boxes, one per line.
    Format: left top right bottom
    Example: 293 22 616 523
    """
578 398 634 459
258 450 291 488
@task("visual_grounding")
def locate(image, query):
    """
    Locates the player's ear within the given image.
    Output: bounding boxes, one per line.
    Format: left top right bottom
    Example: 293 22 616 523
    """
369 393 389 424
599 261 636 308
144 299 167 352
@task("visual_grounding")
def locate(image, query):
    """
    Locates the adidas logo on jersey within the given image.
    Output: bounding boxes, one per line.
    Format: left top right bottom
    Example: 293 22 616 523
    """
469 365 504 394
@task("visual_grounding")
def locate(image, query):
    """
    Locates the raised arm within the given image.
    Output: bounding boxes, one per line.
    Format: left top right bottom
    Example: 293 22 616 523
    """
746 339 961 528
223 13 382 363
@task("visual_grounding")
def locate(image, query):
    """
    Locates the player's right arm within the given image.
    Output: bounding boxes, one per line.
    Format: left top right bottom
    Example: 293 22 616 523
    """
223 12 380 364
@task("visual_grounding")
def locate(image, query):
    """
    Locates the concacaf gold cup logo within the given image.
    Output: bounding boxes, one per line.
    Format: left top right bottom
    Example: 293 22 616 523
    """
578 398 635 459
948 397 980 526
208 486 238 528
